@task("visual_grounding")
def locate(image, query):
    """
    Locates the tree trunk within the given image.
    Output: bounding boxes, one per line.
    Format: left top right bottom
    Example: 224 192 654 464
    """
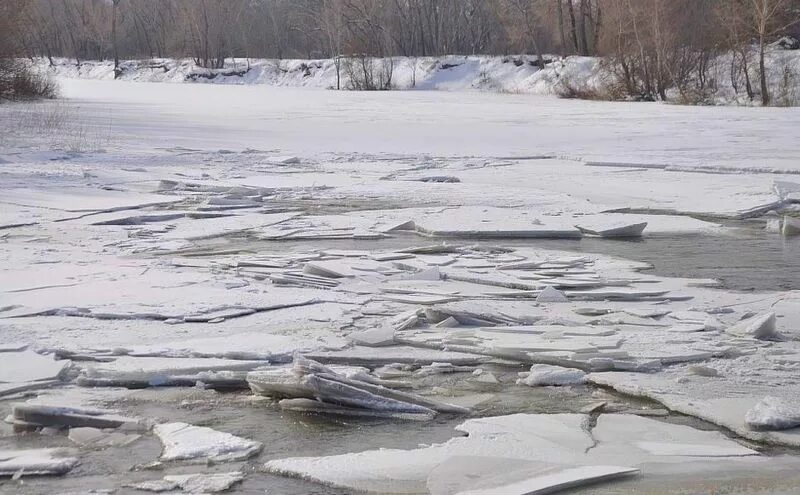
759 36 769 106
112 0 120 79
567 1 580 54
578 0 590 56
557 1 567 56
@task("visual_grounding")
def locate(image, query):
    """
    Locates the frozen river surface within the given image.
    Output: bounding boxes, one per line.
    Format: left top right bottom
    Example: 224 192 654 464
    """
1 80 800 494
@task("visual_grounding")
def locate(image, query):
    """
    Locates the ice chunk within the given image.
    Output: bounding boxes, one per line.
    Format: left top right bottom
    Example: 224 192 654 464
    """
247 368 314 399
303 260 358 278
279 398 436 421
576 222 648 238
536 286 569 303
267 155 300 165
427 456 638 495
11 403 146 430
453 465 640 495
304 374 438 415
517 365 587 387
153 422 262 462
745 397 800 431
0 448 78 476
128 472 245 493
593 414 758 458
68 427 141 448
782 216 800 237
0 351 70 384
250 356 468 418
726 312 778 340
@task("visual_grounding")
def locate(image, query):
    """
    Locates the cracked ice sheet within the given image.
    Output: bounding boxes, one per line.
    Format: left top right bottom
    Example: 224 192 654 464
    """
0 187 183 214
436 160 786 219
0 263 339 320
4 301 354 355
54 79 800 173
0 351 70 384
265 413 760 494
588 353 800 448
158 211 301 242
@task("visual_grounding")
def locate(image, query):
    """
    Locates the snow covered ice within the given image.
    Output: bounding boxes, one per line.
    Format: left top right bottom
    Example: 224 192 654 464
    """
152 422 262 462
2 63 800 494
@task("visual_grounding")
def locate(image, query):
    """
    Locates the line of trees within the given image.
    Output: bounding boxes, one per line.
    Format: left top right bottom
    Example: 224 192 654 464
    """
3 1 799 103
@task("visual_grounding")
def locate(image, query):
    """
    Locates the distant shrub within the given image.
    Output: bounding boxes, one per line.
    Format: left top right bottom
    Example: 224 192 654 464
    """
556 75 626 101
0 59 58 102
343 56 393 91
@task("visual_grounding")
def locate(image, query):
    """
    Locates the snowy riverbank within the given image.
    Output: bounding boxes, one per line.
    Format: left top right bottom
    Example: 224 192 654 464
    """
40 47 800 105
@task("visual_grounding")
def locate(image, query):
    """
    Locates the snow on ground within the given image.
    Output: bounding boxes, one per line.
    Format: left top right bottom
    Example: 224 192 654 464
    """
1 77 800 493
42 55 601 94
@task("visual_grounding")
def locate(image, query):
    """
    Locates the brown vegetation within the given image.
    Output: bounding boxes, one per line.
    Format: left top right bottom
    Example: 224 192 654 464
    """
3 1 799 102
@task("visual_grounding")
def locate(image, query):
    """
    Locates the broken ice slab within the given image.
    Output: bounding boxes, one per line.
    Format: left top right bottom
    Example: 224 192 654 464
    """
0 448 79 477
161 211 300 241
517 365 587 387
153 422 263 463
535 286 569 303
68 427 141 448
348 326 397 347
77 357 273 389
591 414 758 458
304 346 488 367
576 222 648 238
10 403 147 430
0 342 29 352
248 357 468 417
782 216 800 237
745 397 800 431
726 312 779 340
564 288 673 301
453 465 640 495
303 260 360 278
427 457 637 495
265 413 759 493
1 187 183 214
247 368 315 399
587 371 800 447
127 471 245 493
0 380 61 399
0 351 70 384
279 398 436 421
86 210 230 226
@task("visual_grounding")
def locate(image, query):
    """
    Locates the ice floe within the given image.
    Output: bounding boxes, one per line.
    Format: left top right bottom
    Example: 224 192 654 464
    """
153 422 263 462
265 413 758 493
0 448 79 477
127 471 245 493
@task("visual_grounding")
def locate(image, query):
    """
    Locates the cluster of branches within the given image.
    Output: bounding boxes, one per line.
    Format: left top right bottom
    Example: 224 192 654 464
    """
4 0 799 102
0 0 56 101
598 0 800 105
8 1 617 65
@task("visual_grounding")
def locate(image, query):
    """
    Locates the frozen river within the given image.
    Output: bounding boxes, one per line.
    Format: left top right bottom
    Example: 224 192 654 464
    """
1 79 800 494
